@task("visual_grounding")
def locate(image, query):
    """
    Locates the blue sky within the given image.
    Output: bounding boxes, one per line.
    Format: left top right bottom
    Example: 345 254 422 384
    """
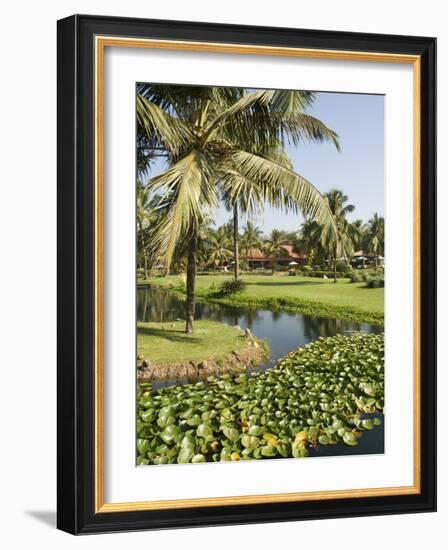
144 90 384 235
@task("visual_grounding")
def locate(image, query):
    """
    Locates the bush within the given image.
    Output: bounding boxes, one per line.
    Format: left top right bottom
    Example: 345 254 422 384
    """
349 271 364 283
218 278 248 295
336 261 352 273
288 269 297 276
365 274 385 288
302 265 312 273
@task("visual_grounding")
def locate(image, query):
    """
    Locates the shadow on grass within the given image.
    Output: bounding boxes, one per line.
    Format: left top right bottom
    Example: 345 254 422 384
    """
137 325 204 345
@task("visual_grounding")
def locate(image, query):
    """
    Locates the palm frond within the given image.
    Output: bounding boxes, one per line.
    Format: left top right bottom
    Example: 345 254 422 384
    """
223 150 337 236
148 150 218 266
136 94 193 155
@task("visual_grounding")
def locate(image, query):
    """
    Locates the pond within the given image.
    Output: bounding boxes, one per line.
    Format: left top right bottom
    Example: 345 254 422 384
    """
137 285 384 457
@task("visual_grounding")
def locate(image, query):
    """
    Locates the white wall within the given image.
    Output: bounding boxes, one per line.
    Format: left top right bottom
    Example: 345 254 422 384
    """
0 0 444 546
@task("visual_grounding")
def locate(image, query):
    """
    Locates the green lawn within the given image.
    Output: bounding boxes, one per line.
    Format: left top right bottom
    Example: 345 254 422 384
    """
138 320 250 365
142 274 384 325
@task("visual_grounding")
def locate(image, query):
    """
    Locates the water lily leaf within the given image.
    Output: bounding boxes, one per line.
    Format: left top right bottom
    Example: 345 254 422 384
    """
177 446 194 463
241 435 259 449
160 425 181 444
361 419 374 430
137 438 149 455
191 454 206 463
342 432 358 446
222 427 240 442
261 445 276 457
197 423 213 438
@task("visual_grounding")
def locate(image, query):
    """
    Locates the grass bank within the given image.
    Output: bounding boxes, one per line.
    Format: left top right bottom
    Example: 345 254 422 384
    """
137 320 268 381
140 274 384 325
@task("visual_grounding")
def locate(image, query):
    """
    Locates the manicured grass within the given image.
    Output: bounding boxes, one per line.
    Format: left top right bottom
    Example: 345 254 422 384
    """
138 320 250 365
140 274 384 325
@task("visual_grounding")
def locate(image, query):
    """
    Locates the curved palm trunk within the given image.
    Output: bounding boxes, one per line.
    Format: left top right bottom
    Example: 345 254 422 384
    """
233 203 239 280
185 232 198 333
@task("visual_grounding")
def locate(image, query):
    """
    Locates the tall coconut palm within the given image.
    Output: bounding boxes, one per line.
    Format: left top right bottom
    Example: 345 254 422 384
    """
365 213 385 271
137 85 339 332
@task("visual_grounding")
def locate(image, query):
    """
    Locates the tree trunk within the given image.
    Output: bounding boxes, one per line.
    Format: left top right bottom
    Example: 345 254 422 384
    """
143 248 149 280
333 250 337 283
185 232 198 333
233 204 240 280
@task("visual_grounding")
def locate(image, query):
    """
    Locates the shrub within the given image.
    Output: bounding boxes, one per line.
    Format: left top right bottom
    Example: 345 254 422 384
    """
218 278 248 295
365 274 385 288
302 265 312 273
349 271 364 283
288 269 297 276
336 261 352 273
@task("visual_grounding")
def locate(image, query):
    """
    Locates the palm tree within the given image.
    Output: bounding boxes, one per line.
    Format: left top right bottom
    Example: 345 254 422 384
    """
264 229 289 272
137 85 339 332
365 213 385 271
220 91 341 280
321 189 356 283
208 227 232 272
241 221 263 269
136 181 154 279
294 219 324 266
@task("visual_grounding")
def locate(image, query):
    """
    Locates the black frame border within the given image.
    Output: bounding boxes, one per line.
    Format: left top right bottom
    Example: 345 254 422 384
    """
57 14 436 534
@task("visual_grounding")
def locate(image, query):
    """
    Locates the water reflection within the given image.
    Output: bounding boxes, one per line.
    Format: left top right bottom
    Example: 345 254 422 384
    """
137 285 381 370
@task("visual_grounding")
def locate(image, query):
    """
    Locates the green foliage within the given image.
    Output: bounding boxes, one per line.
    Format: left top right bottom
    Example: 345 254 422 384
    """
218 278 248 296
349 270 364 283
137 333 384 465
336 261 352 273
364 274 385 288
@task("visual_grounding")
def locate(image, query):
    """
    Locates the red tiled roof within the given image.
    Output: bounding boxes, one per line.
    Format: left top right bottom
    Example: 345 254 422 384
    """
245 245 303 261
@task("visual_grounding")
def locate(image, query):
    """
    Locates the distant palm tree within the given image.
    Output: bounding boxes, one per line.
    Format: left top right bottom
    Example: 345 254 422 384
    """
136 182 154 279
208 227 232 272
365 213 385 271
241 221 263 269
137 85 338 332
294 219 324 266
322 189 356 283
264 229 289 272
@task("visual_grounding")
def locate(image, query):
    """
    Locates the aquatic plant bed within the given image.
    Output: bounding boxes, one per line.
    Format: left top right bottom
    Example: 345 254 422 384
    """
137 332 384 465
137 320 268 382
141 275 384 325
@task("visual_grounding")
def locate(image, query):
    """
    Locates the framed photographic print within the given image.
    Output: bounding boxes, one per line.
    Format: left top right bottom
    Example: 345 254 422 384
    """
57 14 436 534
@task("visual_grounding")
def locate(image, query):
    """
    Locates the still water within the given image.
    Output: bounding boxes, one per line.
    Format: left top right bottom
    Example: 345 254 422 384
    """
137 285 384 456
137 285 382 370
